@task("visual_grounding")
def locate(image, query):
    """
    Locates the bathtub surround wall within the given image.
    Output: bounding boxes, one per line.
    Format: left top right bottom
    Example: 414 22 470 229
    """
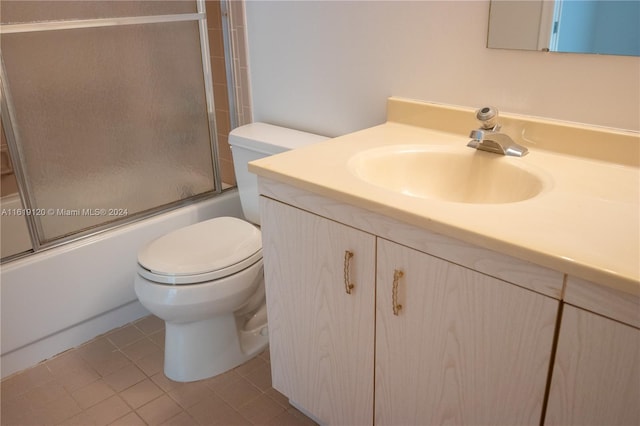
1 191 243 379
224 0 253 128
245 1 639 136
205 0 252 187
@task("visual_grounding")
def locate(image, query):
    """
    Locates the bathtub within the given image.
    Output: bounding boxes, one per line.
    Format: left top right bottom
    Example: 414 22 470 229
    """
0 190 243 378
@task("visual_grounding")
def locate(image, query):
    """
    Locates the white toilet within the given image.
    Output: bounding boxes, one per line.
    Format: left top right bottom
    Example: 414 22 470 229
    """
134 123 327 382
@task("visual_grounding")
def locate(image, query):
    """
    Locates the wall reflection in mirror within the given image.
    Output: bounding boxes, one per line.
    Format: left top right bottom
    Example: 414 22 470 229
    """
487 0 639 56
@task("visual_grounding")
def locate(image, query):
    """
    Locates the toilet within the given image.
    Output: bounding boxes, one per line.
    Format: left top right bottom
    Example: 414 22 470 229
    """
134 123 327 382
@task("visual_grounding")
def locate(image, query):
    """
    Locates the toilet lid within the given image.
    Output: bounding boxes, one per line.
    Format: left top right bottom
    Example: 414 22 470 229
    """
137 217 262 284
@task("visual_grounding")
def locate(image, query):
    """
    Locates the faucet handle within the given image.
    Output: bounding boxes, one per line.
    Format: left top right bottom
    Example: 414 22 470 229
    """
476 106 499 130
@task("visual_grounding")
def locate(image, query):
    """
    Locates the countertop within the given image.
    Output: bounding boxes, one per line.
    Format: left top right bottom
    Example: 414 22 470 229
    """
249 100 640 298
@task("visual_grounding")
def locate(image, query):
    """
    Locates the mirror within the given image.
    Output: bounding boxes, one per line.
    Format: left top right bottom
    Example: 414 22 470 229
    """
487 0 640 56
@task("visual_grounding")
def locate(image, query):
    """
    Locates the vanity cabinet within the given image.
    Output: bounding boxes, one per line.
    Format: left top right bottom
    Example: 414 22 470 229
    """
260 196 376 425
260 194 559 425
250 97 640 425
375 238 558 425
545 305 640 425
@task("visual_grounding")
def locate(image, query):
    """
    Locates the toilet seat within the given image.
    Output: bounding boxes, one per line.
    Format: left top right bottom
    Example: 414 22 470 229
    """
137 217 262 285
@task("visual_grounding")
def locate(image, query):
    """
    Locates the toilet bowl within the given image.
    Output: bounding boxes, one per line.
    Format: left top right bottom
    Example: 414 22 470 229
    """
134 123 328 382
134 216 267 382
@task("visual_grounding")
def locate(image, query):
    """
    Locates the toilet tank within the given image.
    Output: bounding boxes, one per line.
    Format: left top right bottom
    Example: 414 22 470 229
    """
228 123 328 225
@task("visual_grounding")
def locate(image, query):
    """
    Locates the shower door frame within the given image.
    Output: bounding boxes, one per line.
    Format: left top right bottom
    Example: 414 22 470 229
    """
0 0 223 257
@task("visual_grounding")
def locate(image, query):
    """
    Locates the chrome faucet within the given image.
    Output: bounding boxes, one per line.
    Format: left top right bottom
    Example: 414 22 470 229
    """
467 106 528 157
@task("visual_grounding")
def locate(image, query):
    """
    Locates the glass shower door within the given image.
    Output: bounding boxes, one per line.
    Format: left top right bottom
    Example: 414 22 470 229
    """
1 1 219 245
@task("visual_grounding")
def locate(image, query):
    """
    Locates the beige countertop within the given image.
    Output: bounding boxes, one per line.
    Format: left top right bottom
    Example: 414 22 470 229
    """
249 99 640 297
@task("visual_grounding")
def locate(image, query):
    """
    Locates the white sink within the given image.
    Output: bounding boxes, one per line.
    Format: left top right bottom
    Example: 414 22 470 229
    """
348 145 552 204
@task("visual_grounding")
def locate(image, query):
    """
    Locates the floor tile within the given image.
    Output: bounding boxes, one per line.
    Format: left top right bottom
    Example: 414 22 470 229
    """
107 325 145 349
61 411 97 425
265 387 290 408
237 393 287 424
243 362 272 391
134 350 164 376
25 380 69 406
167 380 213 409
71 379 115 409
120 378 163 409
34 393 82 425
266 408 319 426
82 395 131 425
79 341 132 377
160 411 198 426
45 351 86 375
204 369 242 394
134 315 164 335
234 356 267 377
78 338 118 362
136 394 183 425
150 371 182 393
212 376 262 409
1 363 54 397
0 394 33 425
103 364 147 392
259 347 271 362
0 314 316 426
53 362 101 393
120 338 160 362
148 329 166 347
187 393 246 426
108 411 147 426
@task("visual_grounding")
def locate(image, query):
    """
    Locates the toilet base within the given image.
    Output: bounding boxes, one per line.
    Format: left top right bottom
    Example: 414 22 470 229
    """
163 312 268 382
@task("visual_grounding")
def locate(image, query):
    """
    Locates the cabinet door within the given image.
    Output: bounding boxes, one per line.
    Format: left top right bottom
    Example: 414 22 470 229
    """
545 304 640 425
260 197 376 425
375 238 558 425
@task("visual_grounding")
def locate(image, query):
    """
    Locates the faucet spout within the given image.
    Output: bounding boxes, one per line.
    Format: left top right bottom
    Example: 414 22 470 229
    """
467 107 528 157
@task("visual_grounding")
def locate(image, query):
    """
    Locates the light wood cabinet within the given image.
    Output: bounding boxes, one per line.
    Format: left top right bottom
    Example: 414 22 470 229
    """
260 196 376 425
375 238 558 425
545 304 640 425
257 178 639 425
260 195 559 425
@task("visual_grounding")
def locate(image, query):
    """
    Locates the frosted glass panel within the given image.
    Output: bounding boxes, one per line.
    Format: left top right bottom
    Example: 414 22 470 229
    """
1 1 196 24
1 21 215 242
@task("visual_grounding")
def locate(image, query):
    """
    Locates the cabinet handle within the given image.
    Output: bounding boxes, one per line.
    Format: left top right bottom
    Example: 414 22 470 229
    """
343 250 355 295
392 269 403 316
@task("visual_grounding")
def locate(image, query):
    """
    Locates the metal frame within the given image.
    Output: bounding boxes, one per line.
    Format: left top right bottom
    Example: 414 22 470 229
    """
0 60 42 252
220 0 239 130
0 1 226 262
197 0 223 194
0 13 203 34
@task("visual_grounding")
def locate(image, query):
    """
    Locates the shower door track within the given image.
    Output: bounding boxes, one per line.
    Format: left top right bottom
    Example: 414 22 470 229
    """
0 13 203 34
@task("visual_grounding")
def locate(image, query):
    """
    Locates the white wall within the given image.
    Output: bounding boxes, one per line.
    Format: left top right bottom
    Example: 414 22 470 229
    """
244 1 640 137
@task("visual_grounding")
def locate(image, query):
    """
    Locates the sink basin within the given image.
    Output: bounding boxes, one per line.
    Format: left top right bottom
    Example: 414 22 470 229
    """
348 145 551 204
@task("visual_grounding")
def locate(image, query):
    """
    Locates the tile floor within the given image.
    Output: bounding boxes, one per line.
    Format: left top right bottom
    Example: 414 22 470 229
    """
0 315 317 426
